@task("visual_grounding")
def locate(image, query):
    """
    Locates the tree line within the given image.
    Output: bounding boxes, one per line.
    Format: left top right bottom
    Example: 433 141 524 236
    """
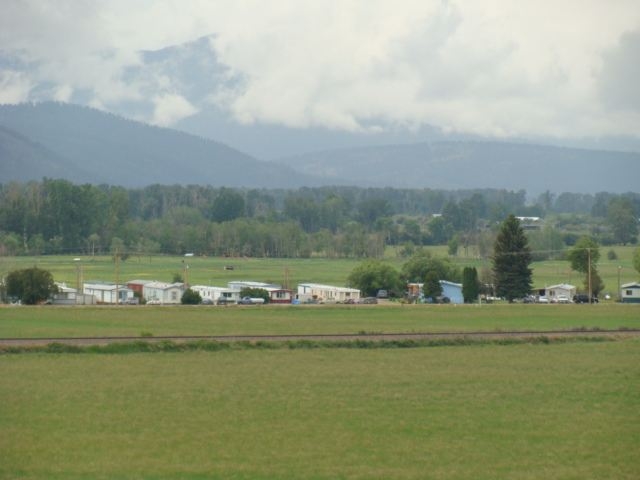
0 179 638 258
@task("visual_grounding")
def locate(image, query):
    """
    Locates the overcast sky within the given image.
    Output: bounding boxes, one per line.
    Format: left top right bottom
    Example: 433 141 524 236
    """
1 0 639 141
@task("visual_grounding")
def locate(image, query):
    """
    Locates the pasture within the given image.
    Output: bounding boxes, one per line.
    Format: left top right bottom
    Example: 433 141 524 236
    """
1 303 639 339
2 339 639 479
1 245 638 297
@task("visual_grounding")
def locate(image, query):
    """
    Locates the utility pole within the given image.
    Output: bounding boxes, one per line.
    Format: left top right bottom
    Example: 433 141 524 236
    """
115 247 120 305
587 248 592 304
618 265 622 302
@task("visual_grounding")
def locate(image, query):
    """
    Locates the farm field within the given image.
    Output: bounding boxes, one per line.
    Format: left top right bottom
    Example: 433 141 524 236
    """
2 339 639 479
1 304 639 339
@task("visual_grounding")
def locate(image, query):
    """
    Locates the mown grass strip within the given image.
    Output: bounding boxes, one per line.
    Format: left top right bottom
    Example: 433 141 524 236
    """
0 335 617 355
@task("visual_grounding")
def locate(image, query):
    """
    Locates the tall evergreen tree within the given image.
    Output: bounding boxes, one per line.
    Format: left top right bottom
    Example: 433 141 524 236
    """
462 267 480 303
492 215 532 302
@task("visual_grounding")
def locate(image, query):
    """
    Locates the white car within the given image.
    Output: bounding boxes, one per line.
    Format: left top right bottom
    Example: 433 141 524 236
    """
556 295 570 304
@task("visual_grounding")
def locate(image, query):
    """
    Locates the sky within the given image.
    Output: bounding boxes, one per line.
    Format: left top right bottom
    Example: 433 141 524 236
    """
1 0 639 143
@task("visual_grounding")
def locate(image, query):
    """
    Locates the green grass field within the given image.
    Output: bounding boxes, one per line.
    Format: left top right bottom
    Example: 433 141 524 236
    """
1 304 639 339
2 251 639 479
2 340 639 479
1 246 638 296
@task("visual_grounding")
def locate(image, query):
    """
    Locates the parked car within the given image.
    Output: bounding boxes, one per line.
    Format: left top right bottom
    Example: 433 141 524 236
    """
573 294 598 304
238 296 265 305
556 295 571 304
359 297 378 304
376 289 388 299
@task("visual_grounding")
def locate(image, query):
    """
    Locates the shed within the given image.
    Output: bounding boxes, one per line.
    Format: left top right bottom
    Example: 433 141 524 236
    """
621 282 640 303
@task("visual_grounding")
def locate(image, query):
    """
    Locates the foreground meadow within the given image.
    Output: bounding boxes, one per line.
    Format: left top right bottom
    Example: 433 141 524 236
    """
1 303 639 339
1 339 639 479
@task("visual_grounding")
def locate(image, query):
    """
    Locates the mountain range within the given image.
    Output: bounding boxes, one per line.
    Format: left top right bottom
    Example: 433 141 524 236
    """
1 102 639 195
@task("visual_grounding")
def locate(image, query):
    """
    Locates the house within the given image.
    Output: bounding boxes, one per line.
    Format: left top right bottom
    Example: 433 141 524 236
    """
440 280 464 304
407 281 463 304
191 285 238 303
228 280 281 291
268 288 294 304
227 281 293 304
296 283 360 303
52 282 96 305
143 282 185 304
545 283 576 302
83 282 134 304
127 280 151 296
621 282 640 303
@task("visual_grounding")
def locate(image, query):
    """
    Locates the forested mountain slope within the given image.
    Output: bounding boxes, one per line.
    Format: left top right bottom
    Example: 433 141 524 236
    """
0 102 319 188
276 141 640 194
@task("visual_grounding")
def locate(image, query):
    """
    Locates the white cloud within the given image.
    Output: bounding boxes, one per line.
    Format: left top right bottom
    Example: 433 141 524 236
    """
151 93 198 127
0 0 639 139
0 70 32 104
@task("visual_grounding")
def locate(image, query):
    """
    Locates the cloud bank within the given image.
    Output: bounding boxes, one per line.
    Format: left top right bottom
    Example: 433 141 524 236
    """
1 0 638 139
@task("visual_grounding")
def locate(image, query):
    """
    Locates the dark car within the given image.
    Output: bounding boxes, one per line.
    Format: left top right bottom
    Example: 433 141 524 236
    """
573 294 598 304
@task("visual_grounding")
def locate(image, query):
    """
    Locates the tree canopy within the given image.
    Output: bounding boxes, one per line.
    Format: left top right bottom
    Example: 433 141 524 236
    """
567 236 604 296
347 260 403 297
5 267 57 304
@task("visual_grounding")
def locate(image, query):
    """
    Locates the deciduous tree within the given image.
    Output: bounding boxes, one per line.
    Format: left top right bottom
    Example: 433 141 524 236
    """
5 267 57 305
347 260 403 297
567 236 603 297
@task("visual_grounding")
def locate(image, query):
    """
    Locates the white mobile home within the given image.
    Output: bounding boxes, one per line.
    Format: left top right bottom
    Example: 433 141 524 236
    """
545 283 576 302
143 282 184 304
621 282 640 303
83 282 134 304
191 285 239 303
296 283 360 303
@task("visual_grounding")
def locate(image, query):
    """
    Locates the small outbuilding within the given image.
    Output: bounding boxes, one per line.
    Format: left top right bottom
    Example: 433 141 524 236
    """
621 282 640 303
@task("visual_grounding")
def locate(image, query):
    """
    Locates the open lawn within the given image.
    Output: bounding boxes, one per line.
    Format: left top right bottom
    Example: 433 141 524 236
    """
1 340 639 479
1 304 639 339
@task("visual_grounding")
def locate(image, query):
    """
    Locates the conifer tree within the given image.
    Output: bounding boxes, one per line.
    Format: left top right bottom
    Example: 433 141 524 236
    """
492 215 532 302
462 266 480 303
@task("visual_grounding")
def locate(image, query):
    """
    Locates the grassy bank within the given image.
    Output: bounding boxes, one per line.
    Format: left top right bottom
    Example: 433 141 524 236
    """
1 339 638 479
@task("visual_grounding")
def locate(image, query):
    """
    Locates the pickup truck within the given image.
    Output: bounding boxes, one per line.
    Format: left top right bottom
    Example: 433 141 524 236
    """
238 296 265 305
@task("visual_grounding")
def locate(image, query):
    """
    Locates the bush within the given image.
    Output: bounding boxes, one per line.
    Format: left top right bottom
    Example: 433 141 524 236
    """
181 288 202 305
